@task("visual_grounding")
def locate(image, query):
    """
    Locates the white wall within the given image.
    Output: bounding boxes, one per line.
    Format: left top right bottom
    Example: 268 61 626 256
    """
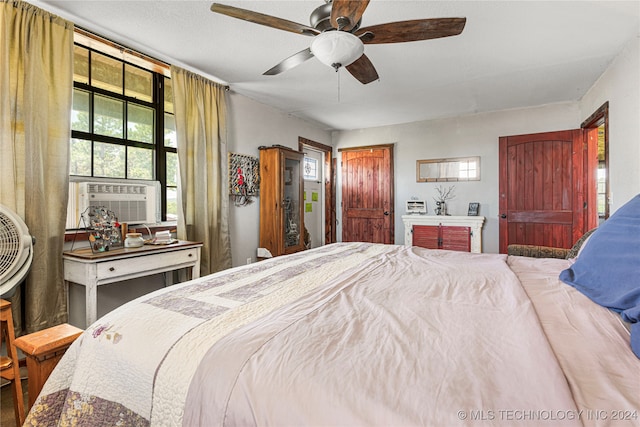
332 103 582 253
226 94 332 266
580 36 640 212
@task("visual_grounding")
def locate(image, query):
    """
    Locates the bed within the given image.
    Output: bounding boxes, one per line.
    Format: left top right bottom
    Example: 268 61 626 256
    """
25 198 640 426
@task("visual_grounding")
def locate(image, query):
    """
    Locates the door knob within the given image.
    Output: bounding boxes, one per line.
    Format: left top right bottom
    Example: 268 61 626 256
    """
383 211 390 216
500 214 507 219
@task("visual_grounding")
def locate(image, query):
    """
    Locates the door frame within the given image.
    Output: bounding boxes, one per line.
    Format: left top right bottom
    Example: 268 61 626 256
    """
298 137 335 244
581 101 609 222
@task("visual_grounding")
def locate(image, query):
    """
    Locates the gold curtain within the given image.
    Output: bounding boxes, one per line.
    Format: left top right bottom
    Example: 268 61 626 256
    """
171 66 232 274
0 1 73 333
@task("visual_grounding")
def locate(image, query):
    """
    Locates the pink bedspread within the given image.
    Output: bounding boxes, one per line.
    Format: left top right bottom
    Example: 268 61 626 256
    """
184 246 638 426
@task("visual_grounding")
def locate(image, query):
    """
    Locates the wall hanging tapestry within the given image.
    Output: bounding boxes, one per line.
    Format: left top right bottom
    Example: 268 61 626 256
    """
229 152 260 206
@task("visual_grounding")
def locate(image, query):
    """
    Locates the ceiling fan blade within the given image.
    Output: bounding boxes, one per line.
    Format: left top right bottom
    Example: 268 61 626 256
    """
330 0 370 31
356 18 466 44
211 3 320 36
264 48 315 76
346 54 379 84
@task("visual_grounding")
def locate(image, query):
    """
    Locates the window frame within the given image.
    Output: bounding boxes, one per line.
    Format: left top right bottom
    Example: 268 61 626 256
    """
303 156 319 181
71 29 176 222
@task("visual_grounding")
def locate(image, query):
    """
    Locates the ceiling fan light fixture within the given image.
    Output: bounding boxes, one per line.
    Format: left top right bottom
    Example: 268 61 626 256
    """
310 31 364 70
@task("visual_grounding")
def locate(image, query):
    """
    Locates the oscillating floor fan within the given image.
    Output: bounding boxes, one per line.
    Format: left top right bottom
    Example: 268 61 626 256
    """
0 204 34 299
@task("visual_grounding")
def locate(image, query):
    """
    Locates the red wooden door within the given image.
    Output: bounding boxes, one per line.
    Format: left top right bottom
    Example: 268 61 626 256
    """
499 129 594 253
341 145 394 243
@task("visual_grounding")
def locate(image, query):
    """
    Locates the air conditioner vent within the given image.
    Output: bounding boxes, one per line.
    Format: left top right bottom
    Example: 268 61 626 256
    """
86 183 148 195
66 180 160 229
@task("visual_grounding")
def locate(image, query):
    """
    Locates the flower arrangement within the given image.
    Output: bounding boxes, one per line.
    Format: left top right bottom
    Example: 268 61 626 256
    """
434 185 456 215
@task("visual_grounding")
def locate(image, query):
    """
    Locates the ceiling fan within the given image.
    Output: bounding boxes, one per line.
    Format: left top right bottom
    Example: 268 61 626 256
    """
210 0 466 84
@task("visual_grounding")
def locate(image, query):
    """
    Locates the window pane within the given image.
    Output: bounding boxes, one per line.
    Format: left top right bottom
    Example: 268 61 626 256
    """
164 77 173 113
164 113 176 148
125 64 153 102
72 89 90 132
166 187 178 221
93 142 125 178
166 151 178 186
127 104 154 143
91 52 123 93
73 45 89 84
127 146 153 180
69 138 91 176
94 94 124 138
283 158 301 248
303 157 318 180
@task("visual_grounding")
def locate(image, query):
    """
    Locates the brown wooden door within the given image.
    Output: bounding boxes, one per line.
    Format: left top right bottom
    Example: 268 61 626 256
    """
499 129 595 253
341 145 394 243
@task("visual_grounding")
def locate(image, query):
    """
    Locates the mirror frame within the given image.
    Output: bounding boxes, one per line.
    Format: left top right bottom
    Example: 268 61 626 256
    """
416 156 481 182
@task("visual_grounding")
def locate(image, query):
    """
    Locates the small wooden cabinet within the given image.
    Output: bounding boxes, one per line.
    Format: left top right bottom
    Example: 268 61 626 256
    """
402 215 485 253
259 146 306 257
412 224 472 252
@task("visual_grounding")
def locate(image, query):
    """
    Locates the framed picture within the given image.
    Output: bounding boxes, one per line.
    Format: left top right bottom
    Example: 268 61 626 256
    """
468 202 480 216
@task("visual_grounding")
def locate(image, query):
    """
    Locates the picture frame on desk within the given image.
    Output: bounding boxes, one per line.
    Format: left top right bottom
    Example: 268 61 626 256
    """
468 202 480 216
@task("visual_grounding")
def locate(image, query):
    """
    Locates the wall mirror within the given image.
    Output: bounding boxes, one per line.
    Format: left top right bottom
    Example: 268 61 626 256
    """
416 156 480 182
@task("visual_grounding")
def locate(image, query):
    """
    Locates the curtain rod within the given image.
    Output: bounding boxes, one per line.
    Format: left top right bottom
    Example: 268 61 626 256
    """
74 26 230 90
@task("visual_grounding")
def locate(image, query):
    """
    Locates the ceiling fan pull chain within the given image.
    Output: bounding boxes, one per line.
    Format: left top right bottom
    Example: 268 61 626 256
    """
337 68 341 103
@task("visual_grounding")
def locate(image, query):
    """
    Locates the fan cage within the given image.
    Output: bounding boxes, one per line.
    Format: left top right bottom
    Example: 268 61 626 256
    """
0 207 32 290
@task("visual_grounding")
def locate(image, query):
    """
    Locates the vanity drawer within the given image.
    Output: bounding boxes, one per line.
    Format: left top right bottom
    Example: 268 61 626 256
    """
96 248 199 281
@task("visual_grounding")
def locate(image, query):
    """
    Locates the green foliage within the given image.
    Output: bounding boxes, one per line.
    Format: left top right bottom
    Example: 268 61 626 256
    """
71 111 156 180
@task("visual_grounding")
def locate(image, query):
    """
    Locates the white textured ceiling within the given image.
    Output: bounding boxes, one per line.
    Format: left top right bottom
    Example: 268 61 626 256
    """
34 0 640 131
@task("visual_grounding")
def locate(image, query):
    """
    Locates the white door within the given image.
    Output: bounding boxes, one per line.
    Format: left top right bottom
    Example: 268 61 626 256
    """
303 148 324 249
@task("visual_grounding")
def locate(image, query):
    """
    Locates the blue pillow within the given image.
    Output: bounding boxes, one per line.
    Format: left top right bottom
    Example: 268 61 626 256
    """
559 194 640 358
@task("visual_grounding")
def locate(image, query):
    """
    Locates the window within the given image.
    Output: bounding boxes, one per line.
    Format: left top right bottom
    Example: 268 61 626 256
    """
70 30 176 221
303 157 318 181
458 158 478 180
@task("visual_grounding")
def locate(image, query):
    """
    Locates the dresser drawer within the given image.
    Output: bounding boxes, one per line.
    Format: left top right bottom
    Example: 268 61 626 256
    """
96 248 199 281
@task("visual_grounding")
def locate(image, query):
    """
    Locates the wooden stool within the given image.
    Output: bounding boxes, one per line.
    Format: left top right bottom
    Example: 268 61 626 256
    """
14 323 83 409
0 299 25 427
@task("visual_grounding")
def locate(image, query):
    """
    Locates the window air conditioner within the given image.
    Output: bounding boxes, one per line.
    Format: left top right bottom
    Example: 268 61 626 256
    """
66 179 160 229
